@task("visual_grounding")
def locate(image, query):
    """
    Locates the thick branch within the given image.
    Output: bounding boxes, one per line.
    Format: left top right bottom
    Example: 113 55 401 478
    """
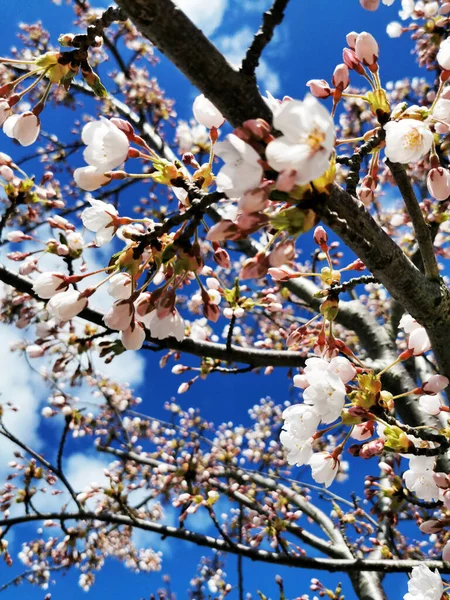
1 511 449 574
113 0 272 126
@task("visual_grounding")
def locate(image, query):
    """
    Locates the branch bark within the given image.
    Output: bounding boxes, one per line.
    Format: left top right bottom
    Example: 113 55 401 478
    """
0 510 447 574
0 263 306 368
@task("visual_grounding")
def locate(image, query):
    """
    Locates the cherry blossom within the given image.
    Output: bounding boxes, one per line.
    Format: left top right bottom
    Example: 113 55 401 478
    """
404 565 443 600
309 452 339 488
103 301 133 331
46 290 88 321
192 94 224 129
108 273 133 300
3 112 40 147
81 198 119 246
121 322 146 350
384 119 433 164
32 272 69 299
81 117 129 173
139 309 185 342
74 166 112 191
214 134 263 198
437 37 450 71
403 456 440 502
265 95 335 185
427 167 450 201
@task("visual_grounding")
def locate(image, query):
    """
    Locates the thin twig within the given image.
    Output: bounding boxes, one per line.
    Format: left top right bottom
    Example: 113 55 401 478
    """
387 160 440 280
241 0 290 76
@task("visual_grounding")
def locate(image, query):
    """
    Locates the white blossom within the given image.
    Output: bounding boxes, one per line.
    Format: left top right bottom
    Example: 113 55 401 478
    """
384 119 433 164
386 22 402 37
81 117 129 172
404 564 443 600
403 456 440 502
81 198 119 246
140 309 185 342
438 38 450 71
32 272 68 299
214 134 263 198
192 94 224 129
108 273 133 300
121 323 146 350
46 290 88 321
74 166 111 191
265 95 335 185
3 112 40 146
309 452 339 488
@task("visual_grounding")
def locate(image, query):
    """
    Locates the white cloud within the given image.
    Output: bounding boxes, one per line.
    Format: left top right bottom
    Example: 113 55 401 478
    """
0 323 45 472
236 0 271 11
173 0 227 36
215 27 280 94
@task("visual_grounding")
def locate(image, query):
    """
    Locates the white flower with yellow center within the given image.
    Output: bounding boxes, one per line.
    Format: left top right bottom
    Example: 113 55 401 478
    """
384 118 433 164
265 95 335 185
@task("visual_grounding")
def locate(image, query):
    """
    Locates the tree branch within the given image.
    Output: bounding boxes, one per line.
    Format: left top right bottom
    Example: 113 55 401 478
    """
1 511 448 574
113 0 273 126
387 160 439 280
241 0 290 76
0 264 306 368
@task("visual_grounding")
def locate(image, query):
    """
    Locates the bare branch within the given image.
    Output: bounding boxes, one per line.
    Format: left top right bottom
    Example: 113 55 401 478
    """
241 0 290 76
387 160 439 280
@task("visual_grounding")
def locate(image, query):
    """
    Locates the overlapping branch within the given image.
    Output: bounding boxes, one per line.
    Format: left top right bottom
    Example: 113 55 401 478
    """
0 510 448 574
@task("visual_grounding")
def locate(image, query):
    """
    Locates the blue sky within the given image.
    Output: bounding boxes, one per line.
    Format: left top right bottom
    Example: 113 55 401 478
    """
0 1 427 599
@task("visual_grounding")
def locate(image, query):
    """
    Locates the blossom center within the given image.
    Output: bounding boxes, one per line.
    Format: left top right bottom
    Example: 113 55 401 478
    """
306 128 326 153
402 128 422 150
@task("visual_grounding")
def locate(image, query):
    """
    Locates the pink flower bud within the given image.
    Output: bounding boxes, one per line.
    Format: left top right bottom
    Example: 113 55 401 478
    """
313 226 328 246
7 230 31 243
3 112 40 147
242 119 271 140
26 344 45 358
427 167 450 201
240 253 269 280
359 438 384 458
306 79 332 99
110 118 135 138
332 64 350 89
419 519 442 534
276 169 297 192
213 244 230 268
422 374 449 394
355 32 379 67
203 301 220 322
359 0 380 10
343 48 365 75
178 382 190 394
346 32 359 49
268 240 295 267
206 220 241 242
0 165 14 181
268 266 296 281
